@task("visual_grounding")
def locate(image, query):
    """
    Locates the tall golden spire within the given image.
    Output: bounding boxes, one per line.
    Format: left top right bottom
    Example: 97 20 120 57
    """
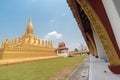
26 18 34 34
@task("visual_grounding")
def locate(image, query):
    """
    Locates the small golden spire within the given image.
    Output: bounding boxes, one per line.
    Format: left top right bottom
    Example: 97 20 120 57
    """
28 17 32 26
26 18 34 34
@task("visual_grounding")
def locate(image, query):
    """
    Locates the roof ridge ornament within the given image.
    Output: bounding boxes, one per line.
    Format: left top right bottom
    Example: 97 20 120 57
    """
26 17 34 34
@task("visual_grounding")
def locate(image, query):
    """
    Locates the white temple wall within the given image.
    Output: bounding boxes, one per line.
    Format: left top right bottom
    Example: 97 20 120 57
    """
112 0 120 17
92 28 108 61
102 0 120 49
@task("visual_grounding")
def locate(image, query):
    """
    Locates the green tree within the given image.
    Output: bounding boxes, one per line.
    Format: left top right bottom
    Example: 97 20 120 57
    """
74 48 79 52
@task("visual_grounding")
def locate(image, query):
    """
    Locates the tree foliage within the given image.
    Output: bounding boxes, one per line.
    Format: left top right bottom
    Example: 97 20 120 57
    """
74 48 79 52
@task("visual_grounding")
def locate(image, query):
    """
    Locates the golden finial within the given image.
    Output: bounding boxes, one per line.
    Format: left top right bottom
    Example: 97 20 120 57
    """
26 17 34 34
28 17 32 26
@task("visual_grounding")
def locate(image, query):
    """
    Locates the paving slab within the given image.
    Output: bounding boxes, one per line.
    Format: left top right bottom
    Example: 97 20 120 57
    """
89 55 120 80
67 57 89 80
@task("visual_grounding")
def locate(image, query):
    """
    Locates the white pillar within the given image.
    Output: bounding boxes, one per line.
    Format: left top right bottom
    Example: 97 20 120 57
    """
102 0 120 49
92 28 107 61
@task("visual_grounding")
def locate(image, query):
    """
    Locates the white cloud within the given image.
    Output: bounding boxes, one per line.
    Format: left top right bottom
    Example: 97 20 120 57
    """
62 13 66 16
50 19 55 23
44 31 62 40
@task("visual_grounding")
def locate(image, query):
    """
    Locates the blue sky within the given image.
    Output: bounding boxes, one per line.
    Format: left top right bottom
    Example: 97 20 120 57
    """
0 0 86 50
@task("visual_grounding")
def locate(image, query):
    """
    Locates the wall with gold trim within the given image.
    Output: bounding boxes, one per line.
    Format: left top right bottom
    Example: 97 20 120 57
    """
77 0 120 65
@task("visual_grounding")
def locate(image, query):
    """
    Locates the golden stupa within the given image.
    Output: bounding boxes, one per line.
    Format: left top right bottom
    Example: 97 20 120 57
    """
0 18 56 60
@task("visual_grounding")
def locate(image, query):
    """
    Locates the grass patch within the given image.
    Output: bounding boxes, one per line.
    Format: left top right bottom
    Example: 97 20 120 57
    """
0 55 87 80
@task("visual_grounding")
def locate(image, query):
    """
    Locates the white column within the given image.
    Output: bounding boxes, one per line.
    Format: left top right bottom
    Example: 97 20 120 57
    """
92 28 107 61
102 0 120 49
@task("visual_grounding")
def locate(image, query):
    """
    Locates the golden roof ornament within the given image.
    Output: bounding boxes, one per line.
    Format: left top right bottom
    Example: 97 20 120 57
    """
26 18 34 34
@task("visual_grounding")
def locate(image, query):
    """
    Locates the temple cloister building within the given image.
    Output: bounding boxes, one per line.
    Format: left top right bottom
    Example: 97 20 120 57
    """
0 18 57 60
67 0 120 74
56 42 69 57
